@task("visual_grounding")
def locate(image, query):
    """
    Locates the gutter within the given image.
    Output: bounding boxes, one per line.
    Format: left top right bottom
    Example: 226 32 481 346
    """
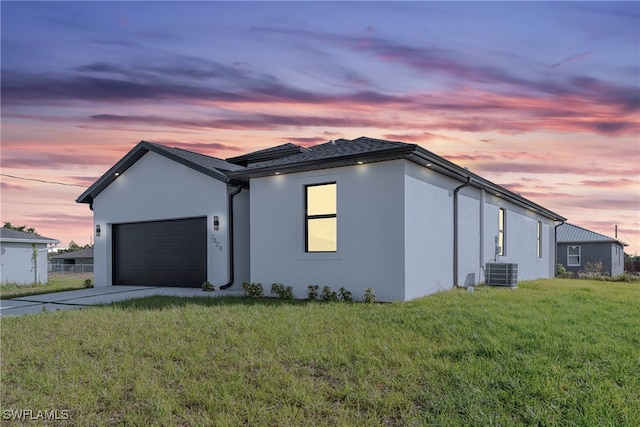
553 219 565 277
220 185 243 290
453 176 472 288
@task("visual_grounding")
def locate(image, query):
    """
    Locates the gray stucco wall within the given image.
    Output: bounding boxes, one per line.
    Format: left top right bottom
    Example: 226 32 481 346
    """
557 242 623 276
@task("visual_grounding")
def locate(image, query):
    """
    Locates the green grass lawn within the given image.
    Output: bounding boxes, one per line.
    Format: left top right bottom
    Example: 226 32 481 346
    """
0 273 92 300
1 279 638 426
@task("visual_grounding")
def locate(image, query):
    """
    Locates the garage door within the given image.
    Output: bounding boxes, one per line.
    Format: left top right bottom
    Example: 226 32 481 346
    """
113 217 207 287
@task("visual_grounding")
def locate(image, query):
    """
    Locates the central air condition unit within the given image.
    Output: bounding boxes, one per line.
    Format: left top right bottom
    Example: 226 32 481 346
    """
485 263 518 287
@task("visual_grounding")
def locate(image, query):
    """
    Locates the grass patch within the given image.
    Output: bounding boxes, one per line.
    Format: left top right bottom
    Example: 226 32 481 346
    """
0 273 92 300
1 279 639 426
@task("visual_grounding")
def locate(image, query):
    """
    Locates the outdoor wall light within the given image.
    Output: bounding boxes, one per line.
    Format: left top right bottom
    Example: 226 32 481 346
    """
95 224 101 237
357 161 364 165
114 172 120 177
213 216 219 231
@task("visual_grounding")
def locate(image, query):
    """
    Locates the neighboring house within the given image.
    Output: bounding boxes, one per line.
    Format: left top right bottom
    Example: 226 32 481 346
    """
0 228 59 284
51 248 94 273
77 137 566 301
557 223 627 276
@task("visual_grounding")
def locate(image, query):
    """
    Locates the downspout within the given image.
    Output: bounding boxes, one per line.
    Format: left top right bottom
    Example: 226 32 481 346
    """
554 219 565 277
453 176 471 288
220 185 243 289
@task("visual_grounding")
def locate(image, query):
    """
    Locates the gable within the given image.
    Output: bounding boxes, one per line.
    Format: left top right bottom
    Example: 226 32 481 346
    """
77 141 245 205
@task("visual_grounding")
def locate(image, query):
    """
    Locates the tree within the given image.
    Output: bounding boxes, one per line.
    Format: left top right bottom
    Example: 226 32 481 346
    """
57 240 93 254
3 222 37 234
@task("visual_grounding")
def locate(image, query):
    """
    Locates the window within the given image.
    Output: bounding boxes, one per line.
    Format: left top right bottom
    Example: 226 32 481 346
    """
305 183 337 252
498 208 506 256
568 246 581 266
536 221 543 258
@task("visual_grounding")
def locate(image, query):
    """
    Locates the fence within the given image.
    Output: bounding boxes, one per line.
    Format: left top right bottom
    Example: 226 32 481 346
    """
49 264 94 273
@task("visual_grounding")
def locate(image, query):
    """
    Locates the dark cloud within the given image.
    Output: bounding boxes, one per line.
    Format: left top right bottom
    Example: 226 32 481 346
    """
89 113 403 130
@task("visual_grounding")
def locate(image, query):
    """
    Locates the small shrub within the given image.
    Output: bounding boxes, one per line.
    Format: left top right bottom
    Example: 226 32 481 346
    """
307 285 319 301
579 261 607 280
610 272 640 283
201 281 215 292
271 283 294 300
321 286 338 302
83 279 94 289
338 287 353 302
242 282 264 298
363 288 376 304
556 263 574 279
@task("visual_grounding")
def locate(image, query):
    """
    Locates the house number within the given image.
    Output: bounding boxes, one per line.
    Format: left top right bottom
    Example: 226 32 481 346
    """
212 237 223 251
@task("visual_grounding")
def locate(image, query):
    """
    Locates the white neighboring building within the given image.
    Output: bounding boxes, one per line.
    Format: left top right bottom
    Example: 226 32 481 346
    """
79 137 566 300
0 228 59 284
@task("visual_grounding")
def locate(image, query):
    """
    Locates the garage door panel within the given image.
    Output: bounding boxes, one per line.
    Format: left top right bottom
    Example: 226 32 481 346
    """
113 217 206 287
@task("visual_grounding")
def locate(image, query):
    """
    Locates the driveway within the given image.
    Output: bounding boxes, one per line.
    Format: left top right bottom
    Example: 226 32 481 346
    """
0 286 243 316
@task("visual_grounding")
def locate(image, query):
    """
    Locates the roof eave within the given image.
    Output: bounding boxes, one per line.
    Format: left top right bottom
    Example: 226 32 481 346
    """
77 141 234 204
228 145 417 179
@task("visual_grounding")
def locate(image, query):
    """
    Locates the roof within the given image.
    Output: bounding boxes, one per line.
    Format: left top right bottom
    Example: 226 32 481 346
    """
76 136 566 222
77 141 245 204
557 223 628 246
226 143 310 166
51 248 94 260
228 136 566 221
0 228 59 244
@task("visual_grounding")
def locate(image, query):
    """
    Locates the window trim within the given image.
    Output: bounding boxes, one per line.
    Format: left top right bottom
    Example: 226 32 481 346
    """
305 182 337 253
536 221 543 258
498 208 506 256
567 245 581 266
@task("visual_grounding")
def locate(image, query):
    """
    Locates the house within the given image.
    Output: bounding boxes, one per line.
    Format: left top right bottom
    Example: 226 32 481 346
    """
557 223 627 276
51 248 94 273
78 137 566 301
0 228 59 284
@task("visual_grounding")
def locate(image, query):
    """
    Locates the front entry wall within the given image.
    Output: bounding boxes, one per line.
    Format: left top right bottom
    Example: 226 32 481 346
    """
250 161 407 302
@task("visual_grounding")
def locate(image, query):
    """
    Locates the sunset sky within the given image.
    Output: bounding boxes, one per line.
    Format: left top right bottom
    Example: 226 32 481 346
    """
1 1 639 253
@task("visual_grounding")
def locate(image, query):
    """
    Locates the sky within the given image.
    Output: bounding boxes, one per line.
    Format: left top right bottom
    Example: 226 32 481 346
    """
1 1 639 254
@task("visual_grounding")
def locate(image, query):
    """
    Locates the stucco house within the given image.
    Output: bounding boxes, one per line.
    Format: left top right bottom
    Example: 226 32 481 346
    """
78 137 566 301
51 248 94 273
557 223 627 276
0 228 59 284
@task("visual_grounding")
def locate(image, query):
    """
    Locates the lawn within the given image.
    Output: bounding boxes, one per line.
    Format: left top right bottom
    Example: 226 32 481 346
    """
1 279 638 426
0 273 92 300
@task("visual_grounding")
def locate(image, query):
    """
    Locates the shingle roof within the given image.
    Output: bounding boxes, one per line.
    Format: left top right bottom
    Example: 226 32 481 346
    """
226 143 309 166
237 137 415 170
77 141 245 204
51 247 94 259
77 136 566 222
0 228 59 244
557 223 627 246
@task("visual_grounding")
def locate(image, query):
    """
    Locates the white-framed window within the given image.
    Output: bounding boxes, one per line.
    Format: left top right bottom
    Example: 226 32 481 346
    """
536 221 543 258
305 182 337 252
498 208 506 256
567 245 581 266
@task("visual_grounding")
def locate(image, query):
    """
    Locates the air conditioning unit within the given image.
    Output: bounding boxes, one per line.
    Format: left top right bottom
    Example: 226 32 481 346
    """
485 263 518 287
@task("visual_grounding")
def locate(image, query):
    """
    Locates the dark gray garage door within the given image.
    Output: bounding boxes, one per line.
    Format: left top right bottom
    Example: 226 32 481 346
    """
113 217 207 287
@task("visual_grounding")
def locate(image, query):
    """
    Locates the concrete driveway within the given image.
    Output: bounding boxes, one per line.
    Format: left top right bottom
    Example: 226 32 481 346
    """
0 286 243 316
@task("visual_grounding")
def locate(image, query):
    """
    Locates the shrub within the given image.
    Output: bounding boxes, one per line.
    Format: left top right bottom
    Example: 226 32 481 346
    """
307 285 319 301
271 283 294 300
556 263 572 278
201 281 215 292
338 287 353 302
83 279 94 289
242 282 264 298
363 288 376 304
321 286 338 302
579 261 607 280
